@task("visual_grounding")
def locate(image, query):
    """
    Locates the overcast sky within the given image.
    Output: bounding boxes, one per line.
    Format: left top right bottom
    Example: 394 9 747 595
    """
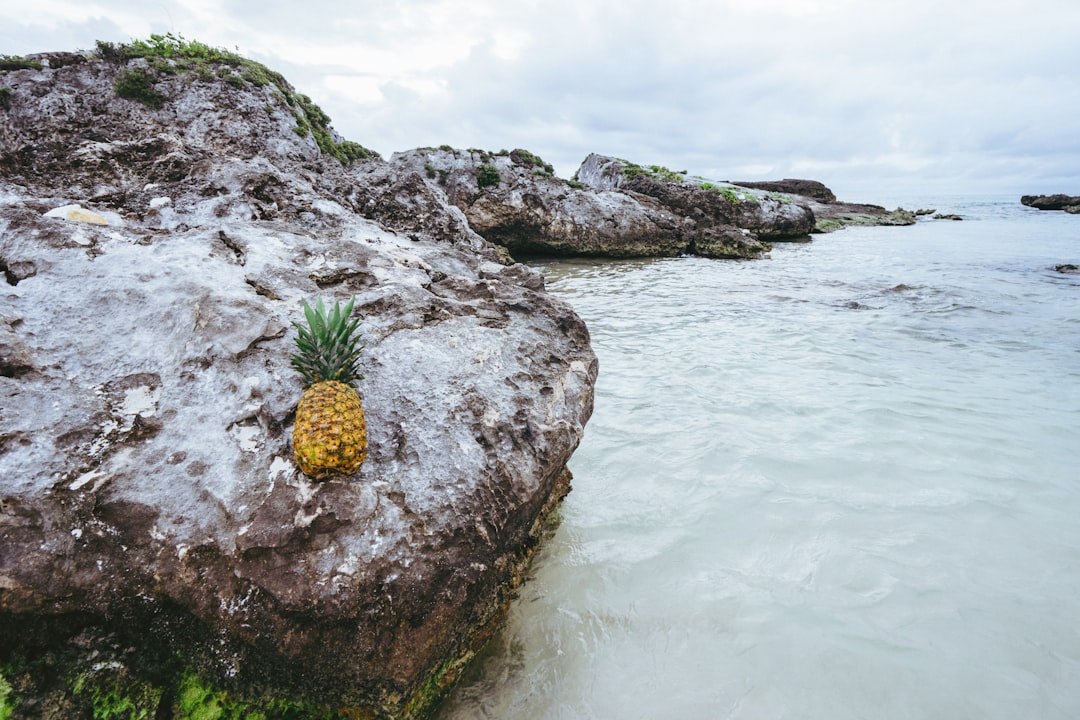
3 0 1079 201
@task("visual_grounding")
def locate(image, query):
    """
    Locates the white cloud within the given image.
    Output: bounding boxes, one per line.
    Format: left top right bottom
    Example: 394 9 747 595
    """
2 0 1079 196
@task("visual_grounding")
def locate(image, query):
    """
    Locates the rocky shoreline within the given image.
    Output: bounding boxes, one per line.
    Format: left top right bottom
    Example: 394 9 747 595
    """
1 41 912 719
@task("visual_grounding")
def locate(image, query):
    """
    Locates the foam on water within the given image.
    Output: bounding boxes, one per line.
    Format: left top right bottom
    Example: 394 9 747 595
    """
438 198 1080 719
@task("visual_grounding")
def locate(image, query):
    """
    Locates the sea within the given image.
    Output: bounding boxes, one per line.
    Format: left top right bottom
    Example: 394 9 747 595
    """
436 196 1080 720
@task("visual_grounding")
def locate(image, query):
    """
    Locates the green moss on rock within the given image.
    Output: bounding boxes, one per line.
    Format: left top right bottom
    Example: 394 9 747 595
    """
99 33 378 165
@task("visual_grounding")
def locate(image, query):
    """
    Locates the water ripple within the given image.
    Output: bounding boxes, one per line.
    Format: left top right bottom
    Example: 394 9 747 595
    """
439 200 1080 720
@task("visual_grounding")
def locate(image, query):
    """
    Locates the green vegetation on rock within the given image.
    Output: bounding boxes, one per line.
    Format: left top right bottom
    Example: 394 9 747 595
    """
113 67 167 108
0 672 14 720
509 148 555 177
621 161 685 183
0 55 42 71
97 33 377 165
72 665 162 720
477 164 500 188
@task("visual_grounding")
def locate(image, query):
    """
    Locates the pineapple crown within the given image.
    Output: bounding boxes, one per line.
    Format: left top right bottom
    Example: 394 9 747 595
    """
291 297 364 387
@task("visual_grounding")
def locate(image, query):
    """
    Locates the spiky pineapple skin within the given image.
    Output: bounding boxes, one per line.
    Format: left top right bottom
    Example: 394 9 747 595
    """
292 380 367 479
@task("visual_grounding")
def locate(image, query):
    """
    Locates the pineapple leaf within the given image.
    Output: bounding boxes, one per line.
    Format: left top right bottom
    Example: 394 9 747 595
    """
291 296 363 386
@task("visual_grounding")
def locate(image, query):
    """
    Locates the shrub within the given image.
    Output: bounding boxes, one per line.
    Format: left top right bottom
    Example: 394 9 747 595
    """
477 164 500 188
114 68 166 108
0 55 42 71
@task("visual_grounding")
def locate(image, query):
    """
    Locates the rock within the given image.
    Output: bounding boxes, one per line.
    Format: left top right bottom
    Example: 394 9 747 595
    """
914 208 937 216
576 154 815 242
731 178 837 204
1066 205 1080 215
1054 263 1079 274
1021 194 1080 211
809 203 916 233
391 148 701 258
42 203 111 225
0 44 596 718
933 213 963 221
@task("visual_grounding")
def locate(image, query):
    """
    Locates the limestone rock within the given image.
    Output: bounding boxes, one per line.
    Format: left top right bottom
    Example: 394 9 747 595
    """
390 148 696 258
0 46 596 718
576 153 815 243
42 203 111 225
805 202 917 233
731 178 837 204
1021 194 1080 211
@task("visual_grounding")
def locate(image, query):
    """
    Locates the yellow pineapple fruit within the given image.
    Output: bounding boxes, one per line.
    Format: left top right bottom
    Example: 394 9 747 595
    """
290 297 367 479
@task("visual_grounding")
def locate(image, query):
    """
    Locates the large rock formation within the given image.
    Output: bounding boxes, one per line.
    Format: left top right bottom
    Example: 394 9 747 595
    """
1021 194 1080 213
730 178 916 233
576 154 817 242
391 147 709 258
0 45 595 718
392 149 793 260
392 148 913 263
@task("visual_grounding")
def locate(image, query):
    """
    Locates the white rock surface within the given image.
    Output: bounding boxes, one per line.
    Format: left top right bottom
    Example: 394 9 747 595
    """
0 49 596 716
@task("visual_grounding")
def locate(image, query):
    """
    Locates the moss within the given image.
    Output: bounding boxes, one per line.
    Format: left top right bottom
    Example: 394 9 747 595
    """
72 665 162 720
0 55 42 71
508 148 555 178
0 672 14 720
620 161 684 183
424 163 437 179
0 87 10 112
113 68 166 108
477 164 500 189
564 178 585 190
99 33 379 165
175 670 340 720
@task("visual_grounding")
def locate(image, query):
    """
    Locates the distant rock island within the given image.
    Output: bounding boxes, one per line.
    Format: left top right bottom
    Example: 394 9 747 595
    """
1021 194 1080 214
0 37 916 719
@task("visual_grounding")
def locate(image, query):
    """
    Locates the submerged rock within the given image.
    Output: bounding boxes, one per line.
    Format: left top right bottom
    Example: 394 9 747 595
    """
0 43 595 718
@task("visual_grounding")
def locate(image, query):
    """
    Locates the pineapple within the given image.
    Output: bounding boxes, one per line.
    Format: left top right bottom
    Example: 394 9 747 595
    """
290 297 368 479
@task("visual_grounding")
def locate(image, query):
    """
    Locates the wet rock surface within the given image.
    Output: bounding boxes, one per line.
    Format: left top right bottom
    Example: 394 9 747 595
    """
0 50 595 718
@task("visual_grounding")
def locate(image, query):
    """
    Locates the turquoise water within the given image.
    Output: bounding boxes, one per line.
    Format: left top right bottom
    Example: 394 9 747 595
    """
438 198 1080 719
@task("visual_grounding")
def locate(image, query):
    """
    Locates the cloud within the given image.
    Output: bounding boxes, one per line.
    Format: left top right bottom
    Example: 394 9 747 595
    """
2 0 1079 197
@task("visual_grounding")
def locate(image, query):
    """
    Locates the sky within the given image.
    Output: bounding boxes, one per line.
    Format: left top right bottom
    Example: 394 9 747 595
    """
3 0 1079 201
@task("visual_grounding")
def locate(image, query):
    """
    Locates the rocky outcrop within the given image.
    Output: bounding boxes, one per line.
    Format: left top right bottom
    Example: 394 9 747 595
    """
1022 194 1080 213
388 150 912 261
0 44 595 719
576 153 815 242
727 180 916 233
730 178 837 204
391 148 701 258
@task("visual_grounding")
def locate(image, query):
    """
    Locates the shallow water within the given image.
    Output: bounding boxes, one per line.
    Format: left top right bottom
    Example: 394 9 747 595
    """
437 197 1080 719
